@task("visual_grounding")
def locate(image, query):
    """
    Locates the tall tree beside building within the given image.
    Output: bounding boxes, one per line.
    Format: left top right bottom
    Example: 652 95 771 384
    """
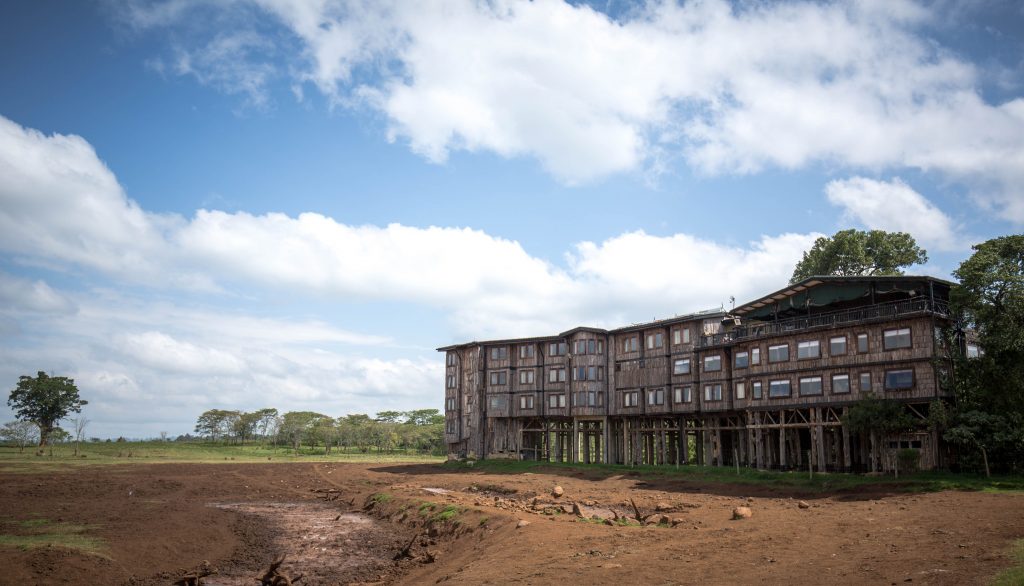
790 229 928 283
944 235 1024 472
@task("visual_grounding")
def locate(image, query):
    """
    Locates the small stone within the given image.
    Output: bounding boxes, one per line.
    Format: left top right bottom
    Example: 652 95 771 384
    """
670 517 685 527
732 506 753 520
552 486 564 498
517 520 531 528
655 502 672 512
798 501 810 509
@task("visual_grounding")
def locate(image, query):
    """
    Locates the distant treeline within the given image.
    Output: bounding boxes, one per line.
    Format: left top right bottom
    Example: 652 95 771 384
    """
190 408 445 455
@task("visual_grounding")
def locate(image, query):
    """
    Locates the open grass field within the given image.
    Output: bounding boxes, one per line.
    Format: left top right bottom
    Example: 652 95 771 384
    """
0 441 444 472
2 446 1023 585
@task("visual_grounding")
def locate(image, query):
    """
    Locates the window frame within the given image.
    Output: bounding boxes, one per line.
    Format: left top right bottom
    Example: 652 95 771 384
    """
734 351 749 369
751 347 761 365
799 375 823 396
768 379 792 398
857 333 869 353
797 340 821 360
623 391 639 407
519 369 535 385
752 380 763 399
647 388 665 406
735 381 746 399
703 354 722 372
673 358 691 375
859 372 871 392
489 370 507 386
519 395 534 410
829 336 847 356
832 373 851 394
768 343 790 363
883 327 912 350
673 386 692 403
703 384 723 401
884 368 914 390
518 345 535 359
548 367 566 383
548 394 566 409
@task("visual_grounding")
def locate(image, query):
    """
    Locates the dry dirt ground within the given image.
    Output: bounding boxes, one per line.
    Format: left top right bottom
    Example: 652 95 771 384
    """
1 462 1022 585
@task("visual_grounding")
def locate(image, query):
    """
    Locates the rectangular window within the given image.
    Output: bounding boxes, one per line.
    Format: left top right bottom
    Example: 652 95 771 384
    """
648 388 665 406
703 355 722 372
966 343 981 358
519 395 534 409
548 367 566 383
857 333 868 353
624 391 639 407
683 328 690 344
885 369 914 390
489 396 506 410
673 386 692 403
446 420 456 434
768 344 789 363
646 332 664 350
447 353 456 366
769 379 791 398
734 351 749 369
519 345 535 359
883 328 912 350
548 394 566 408
548 342 567 356
859 372 871 392
829 336 847 356
489 371 507 386
751 347 761 365
445 397 456 410
735 381 746 399
489 347 508 360
832 374 850 394
752 381 763 399
672 328 681 345
575 391 601 407
573 366 604 381
703 384 723 401
622 336 639 353
799 376 823 396
797 340 821 359
673 358 691 375
519 369 534 384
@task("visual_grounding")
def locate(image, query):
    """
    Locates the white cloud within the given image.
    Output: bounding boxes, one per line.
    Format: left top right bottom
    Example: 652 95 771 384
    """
0 272 77 314
826 176 963 251
119 0 1024 219
0 114 923 437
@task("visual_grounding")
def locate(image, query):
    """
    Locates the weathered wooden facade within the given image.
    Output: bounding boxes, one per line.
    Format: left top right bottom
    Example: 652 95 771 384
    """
439 276 956 472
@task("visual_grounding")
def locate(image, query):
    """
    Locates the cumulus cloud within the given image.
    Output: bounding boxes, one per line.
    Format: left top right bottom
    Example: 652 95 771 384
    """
0 271 77 314
826 177 963 251
118 0 1024 219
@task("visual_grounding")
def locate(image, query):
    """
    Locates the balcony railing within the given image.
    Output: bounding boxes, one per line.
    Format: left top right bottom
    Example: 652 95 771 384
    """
698 296 949 348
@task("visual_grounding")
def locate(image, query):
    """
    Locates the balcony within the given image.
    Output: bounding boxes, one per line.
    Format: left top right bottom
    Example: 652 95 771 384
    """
699 296 949 348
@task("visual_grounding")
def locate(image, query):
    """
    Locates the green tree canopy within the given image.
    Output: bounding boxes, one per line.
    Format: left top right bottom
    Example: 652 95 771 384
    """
790 229 928 283
7 371 87 446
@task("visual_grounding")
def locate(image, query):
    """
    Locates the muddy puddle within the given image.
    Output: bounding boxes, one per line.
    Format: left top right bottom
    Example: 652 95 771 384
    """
207 501 405 585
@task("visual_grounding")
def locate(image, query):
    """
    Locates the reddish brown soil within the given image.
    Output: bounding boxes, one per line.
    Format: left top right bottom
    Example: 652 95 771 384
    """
1 462 1022 585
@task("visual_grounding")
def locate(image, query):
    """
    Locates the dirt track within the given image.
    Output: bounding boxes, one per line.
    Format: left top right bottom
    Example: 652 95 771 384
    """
1 462 1022 585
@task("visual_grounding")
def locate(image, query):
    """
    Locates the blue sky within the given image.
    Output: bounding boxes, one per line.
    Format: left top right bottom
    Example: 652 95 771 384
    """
0 0 1021 438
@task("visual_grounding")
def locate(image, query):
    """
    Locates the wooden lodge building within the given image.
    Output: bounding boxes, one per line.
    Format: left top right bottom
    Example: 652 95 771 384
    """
438 276 957 472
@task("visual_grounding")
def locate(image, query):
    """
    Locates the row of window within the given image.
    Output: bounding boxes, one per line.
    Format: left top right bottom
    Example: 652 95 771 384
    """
488 366 606 386
474 367 917 413
621 327 693 353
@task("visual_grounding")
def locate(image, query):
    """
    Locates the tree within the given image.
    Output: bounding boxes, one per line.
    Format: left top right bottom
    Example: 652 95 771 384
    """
7 371 87 446
944 235 1024 472
72 417 89 457
279 411 329 452
252 408 279 444
0 420 39 452
790 229 928 283
194 409 240 442
843 393 916 472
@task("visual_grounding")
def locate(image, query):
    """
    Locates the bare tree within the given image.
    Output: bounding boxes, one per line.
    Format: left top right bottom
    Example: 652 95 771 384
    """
160 431 168 442
72 417 89 457
1 420 38 453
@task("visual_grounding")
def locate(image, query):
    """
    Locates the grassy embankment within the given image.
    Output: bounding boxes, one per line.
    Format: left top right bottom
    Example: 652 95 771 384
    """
0 441 443 472
443 458 1024 494
0 518 107 558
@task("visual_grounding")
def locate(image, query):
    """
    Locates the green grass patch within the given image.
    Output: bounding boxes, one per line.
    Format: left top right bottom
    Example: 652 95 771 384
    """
431 504 461 523
0 518 107 557
0 442 443 471
992 539 1024 586
418 502 436 516
369 492 393 504
443 459 1024 494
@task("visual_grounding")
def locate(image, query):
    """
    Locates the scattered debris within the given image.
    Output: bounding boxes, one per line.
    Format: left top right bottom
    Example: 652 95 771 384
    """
174 560 216 586
257 554 303 586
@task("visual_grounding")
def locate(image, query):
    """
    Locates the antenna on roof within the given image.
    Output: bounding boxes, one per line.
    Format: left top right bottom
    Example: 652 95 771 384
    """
730 296 735 311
